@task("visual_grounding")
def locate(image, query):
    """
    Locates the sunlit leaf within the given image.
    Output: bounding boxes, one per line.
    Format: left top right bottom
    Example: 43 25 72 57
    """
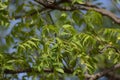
55 68 64 74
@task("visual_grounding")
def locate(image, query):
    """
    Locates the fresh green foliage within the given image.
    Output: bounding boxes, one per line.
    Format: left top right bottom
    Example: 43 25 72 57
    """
0 0 120 80
72 0 84 4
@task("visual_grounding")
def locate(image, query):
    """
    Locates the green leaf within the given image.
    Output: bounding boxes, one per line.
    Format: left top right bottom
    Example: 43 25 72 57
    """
0 53 3 59
62 24 76 34
72 10 83 26
55 68 64 74
7 60 16 63
72 0 83 4
0 1 7 10
31 38 40 41
23 43 32 49
19 45 26 50
84 10 102 27
4 65 14 70
27 40 37 48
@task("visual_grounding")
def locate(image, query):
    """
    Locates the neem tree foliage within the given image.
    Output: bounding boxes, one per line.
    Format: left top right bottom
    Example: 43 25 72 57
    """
1 0 120 80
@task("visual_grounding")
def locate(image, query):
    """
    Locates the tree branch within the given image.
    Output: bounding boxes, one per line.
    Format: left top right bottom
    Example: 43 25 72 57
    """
106 72 120 80
4 63 120 80
85 63 120 80
4 68 73 74
13 0 120 24
33 0 120 24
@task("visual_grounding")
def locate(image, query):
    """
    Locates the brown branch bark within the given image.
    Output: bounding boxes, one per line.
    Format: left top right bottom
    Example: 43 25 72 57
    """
4 68 53 74
4 68 73 74
14 0 120 24
85 63 120 80
106 72 120 80
81 6 120 24
4 63 120 80
33 0 120 24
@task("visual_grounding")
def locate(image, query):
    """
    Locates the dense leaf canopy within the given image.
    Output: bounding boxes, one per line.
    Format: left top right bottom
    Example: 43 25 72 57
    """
0 0 120 80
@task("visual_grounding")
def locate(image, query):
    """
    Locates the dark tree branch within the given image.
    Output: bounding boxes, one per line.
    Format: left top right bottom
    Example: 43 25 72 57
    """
48 11 55 24
13 0 120 24
4 68 73 74
85 63 120 80
34 0 120 24
106 72 120 80
4 63 120 80
4 68 53 74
